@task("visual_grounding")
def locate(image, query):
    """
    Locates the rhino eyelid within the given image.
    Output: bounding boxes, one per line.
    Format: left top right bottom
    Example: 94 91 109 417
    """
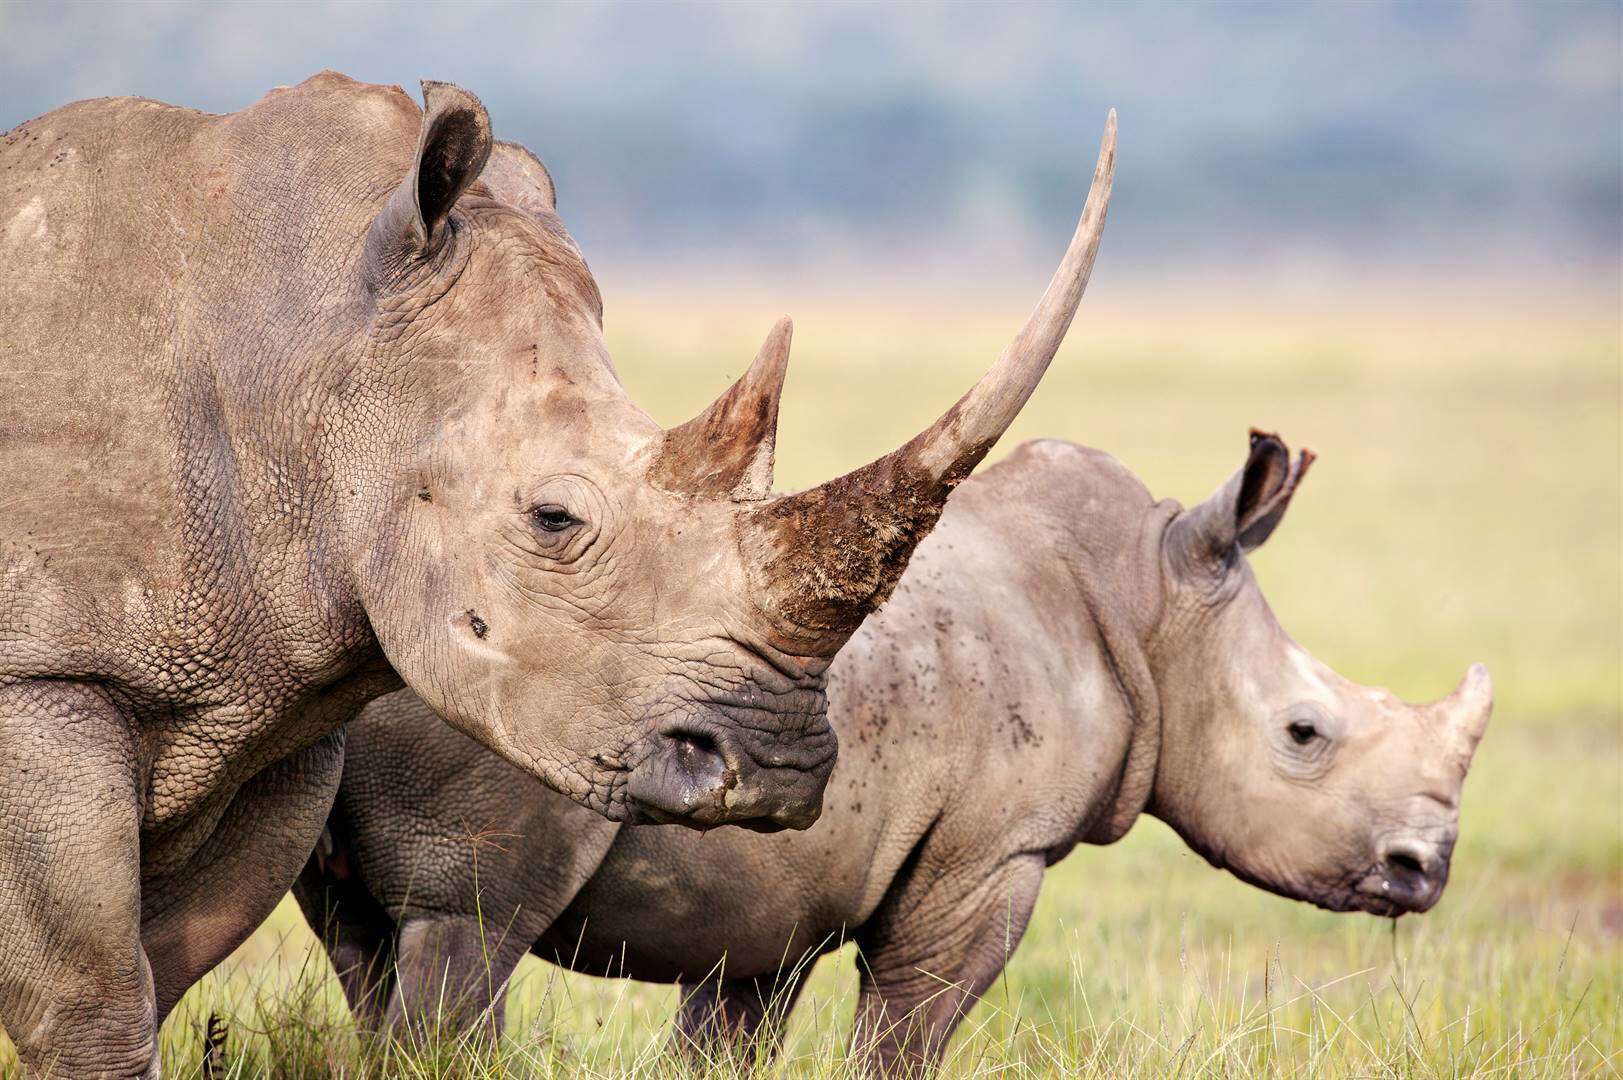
530 504 580 533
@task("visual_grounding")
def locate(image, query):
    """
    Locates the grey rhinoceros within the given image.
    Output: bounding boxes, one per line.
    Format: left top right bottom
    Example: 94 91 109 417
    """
297 432 1492 1073
0 71 1115 1074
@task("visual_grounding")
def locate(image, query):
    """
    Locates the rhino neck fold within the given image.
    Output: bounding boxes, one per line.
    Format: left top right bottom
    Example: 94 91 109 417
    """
1066 500 1174 847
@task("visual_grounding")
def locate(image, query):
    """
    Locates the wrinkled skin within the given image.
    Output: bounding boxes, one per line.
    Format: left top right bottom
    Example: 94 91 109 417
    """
0 73 1114 1074
298 433 1492 1072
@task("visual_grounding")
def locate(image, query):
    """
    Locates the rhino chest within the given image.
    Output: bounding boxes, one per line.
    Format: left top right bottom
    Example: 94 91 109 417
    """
138 658 397 863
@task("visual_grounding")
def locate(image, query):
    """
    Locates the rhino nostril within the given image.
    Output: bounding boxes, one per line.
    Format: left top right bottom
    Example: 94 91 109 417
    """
1383 847 1428 879
1361 842 1450 913
671 730 718 760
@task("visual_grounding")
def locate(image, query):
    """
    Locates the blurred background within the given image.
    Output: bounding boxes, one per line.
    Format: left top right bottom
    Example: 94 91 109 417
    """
2 1 1618 1073
3 1 1619 301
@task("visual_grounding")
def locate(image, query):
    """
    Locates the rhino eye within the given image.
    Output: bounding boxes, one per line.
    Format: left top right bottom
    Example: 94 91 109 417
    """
1288 719 1319 745
530 505 579 533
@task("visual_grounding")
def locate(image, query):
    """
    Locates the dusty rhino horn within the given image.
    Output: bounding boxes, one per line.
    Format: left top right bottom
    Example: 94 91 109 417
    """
746 110 1118 636
1431 663 1493 769
652 317 793 501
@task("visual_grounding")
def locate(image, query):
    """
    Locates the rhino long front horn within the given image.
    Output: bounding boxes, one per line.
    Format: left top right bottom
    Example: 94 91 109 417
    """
651 317 793 501
745 110 1118 637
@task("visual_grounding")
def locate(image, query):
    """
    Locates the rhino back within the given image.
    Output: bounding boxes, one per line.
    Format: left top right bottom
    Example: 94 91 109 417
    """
1 95 215 670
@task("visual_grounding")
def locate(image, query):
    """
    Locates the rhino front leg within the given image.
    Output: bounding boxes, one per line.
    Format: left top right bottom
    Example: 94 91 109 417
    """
852 852 1045 1075
387 908 544 1039
291 814 399 1031
0 680 157 1078
673 967 810 1065
140 729 347 1025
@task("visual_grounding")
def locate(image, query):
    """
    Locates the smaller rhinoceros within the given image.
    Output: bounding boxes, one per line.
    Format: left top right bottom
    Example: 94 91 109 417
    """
296 432 1492 1073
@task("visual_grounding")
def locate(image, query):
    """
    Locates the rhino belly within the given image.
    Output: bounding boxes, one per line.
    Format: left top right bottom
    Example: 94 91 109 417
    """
537 830 848 984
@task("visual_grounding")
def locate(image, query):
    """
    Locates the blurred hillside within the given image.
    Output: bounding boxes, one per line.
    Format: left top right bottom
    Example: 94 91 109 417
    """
2 1 1619 302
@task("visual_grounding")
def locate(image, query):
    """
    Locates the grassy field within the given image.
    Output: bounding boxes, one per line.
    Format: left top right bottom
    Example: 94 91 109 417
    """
6 293 1620 1076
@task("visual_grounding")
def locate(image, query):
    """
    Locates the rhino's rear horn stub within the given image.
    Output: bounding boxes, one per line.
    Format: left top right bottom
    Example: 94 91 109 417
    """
746 110 1118 639
651 317 793 501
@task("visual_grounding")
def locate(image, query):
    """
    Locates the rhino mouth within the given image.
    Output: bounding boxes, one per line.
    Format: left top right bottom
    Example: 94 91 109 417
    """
1349 856 1448 916
1299 858 1449 918
621 702 836 832
1201 846 1448 918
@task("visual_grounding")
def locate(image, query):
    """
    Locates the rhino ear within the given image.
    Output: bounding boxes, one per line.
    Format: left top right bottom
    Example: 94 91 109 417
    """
482 140 556 215
368 80 493 270
1169 430 1314 573
1233 429 1314 551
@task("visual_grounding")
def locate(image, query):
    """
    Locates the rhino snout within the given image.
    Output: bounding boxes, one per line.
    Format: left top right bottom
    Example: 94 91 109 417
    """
623 719 832 833
1354 837 1452 915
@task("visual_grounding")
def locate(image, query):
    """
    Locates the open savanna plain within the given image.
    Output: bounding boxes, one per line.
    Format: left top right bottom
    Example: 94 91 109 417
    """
4 291 1617 1078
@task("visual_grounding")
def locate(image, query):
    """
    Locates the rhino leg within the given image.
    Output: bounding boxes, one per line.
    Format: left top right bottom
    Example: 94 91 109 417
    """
386 907 545 1040
141 728 347 1025
0 680 157 1078
673 967 809 1065
366 738 622 1041
291 812 399 1031
851 852 1045 1075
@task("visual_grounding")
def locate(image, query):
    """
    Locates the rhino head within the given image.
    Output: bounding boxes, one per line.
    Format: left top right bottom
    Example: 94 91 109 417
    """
1148 432 1492 914
347 82 1116 832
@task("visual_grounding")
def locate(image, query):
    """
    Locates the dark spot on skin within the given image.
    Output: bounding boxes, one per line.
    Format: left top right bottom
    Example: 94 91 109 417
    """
465 610 488 639
417 488 432 502
1008 705 1039 748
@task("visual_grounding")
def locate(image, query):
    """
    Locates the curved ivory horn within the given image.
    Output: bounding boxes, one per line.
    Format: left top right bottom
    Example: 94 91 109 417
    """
905 108 1117 482
651 317 794 501
746 110 1118 637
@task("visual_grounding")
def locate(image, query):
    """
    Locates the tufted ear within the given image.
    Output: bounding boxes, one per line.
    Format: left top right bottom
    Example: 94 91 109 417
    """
1169 429 1314 574
481 139 557 215
367 80 493 268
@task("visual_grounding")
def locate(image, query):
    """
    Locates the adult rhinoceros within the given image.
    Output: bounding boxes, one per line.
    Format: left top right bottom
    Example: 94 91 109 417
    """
0 72 1115 1074
298 432 1492 1074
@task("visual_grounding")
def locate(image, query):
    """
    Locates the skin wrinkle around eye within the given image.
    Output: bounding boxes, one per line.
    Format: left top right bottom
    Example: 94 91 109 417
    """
1268 701 1338 783
486 522 819 714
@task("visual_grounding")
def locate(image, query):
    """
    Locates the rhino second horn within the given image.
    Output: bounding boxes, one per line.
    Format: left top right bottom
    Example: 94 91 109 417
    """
651 316 793 501
747 109 1118 636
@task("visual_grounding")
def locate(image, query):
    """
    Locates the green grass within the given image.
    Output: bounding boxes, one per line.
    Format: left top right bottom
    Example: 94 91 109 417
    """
6 295 1620 1076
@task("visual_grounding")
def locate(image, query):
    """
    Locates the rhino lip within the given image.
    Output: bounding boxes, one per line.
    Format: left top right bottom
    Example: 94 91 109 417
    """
621 717 830 833
1350 861 1445 916
1214 854 1440 918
